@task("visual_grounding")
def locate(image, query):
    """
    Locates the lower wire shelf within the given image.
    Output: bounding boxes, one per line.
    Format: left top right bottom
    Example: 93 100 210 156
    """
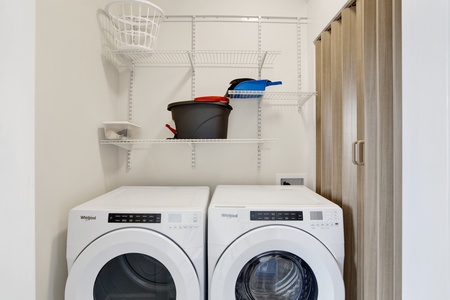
100 138 277 149
100 138 278 169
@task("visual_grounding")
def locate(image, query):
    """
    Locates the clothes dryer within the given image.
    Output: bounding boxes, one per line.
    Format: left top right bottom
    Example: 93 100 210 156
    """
65 186 209 300
208 185 345 300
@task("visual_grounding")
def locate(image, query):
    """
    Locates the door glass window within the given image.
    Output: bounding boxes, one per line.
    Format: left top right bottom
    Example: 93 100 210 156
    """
235 251 318 300
94 253 176 300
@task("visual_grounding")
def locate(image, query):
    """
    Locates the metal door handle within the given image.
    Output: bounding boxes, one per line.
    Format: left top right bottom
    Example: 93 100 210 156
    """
352 140 365 166
352 141 358 165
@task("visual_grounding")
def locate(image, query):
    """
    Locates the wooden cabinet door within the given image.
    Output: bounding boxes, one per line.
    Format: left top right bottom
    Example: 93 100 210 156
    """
341 5 363 300
314 0 401 299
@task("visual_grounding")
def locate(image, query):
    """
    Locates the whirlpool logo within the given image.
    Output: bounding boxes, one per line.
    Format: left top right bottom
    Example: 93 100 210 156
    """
80 215 97 221
221 213 238 219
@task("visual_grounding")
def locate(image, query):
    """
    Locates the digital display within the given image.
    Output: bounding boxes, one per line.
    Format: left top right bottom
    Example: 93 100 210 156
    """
310 211 324 220
108 213 161 223
250 211 303 221
168 214 182 223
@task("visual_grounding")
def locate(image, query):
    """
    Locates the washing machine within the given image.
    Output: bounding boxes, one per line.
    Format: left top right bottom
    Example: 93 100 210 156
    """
208 185 345 300
65 186 209 300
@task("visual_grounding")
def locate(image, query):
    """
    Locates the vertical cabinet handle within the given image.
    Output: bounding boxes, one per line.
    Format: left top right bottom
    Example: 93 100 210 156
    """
352 140 365 166
352 141 359 165
357 140 364 165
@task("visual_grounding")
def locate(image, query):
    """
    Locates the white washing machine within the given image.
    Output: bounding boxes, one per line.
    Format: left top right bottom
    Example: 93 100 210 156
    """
208 185 345 300
65 186 209 300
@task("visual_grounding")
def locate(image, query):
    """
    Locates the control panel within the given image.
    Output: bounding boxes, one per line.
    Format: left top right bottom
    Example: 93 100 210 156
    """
248 210 341 230
168 212 200 230
108 212 201 230
250 211 303 221
310 210 341 229
108 213 161 223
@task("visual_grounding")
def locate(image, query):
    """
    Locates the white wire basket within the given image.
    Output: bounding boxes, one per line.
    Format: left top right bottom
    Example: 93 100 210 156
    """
105 0 164 50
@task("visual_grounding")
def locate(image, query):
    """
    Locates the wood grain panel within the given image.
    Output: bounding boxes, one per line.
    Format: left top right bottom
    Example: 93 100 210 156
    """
320 30 332 200
331 20 343 208
355 1 366 299
392 0 402 298
377 0 395 298
341 6 359 300
361 0 379 296
315 40 322 194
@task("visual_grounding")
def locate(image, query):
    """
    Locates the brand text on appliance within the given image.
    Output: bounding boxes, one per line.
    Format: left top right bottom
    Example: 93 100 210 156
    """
221 213 238 219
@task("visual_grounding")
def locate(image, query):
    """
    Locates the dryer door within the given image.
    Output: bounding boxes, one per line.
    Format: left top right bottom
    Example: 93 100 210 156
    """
209 225 344 300
65 228 200 300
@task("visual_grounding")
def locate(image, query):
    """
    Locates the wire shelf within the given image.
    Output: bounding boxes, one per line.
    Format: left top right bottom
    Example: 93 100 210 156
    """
100 138 277 150
227 91 317 107
104 49 280 69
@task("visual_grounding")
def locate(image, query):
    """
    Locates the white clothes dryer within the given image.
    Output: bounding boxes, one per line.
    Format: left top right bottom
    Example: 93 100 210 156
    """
65 186 209 300
208 185 345 300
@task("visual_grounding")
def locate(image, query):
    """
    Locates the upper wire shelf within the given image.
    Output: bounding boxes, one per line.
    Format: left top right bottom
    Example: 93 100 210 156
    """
103 49 280 70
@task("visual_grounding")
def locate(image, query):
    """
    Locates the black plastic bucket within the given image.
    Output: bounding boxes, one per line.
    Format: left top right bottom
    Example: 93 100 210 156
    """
167 100 233 139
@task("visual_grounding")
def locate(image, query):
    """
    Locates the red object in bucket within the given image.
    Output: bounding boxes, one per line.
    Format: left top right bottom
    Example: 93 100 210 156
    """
194 96 229 103
165 124 177 134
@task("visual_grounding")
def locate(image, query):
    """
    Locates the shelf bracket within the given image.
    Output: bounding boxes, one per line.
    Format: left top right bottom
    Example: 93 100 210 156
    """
297 18 303 112
126 60 135 171
257 144 262 171
191 16 197 99
126 150 132 171
186 143 196 168
187 51 195 69
128 60 135 122
257 16 263 79
258 51 267 74
122 57 134 71
257 98 262 171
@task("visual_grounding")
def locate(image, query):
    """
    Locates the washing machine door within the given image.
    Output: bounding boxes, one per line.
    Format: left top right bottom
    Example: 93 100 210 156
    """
65 228 200 300
210 225 344 300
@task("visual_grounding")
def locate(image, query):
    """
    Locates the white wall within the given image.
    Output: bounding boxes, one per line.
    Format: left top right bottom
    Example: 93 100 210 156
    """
305 0 348 45
35 0 310 299
402 0 450 298
35 0 120 298
0 0 36 299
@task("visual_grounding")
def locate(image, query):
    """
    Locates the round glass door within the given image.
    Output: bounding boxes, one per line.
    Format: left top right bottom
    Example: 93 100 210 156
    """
208 225 344 300
65 228 201 300
94 253 176 299
235 251 318 300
